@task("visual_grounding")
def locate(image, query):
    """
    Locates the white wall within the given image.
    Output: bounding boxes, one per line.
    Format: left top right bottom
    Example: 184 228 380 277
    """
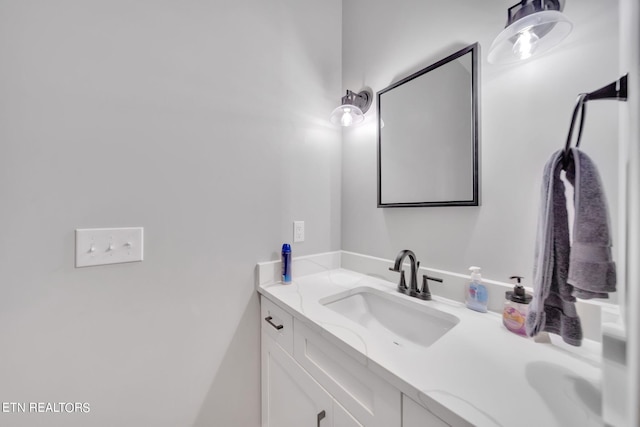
620 0 640 424
0 1 341 426
342 0 620 286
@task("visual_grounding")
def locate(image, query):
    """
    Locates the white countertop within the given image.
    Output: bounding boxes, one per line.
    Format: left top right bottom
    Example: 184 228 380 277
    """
258 268 603 427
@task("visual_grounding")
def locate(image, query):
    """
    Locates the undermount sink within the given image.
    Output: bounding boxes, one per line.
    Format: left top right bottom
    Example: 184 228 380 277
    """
321 287 459 349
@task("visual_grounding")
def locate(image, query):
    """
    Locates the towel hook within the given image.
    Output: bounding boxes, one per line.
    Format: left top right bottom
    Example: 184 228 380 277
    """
562 74 629 168
563 93 588 166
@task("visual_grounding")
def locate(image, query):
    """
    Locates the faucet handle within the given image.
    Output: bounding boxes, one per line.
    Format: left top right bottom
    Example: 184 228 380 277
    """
425 275 443 283
419 274 443 300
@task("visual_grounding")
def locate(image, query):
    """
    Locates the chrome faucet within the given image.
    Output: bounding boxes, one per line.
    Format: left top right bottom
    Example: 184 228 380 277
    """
389 249 443 300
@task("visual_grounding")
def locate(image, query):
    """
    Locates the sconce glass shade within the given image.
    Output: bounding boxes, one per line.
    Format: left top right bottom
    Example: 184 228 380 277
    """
488 10 573 64
330 105 365 127
330 89 372 127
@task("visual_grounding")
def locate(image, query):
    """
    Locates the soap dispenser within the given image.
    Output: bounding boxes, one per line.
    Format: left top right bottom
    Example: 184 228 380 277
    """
466 266 488 313
503 276 532 336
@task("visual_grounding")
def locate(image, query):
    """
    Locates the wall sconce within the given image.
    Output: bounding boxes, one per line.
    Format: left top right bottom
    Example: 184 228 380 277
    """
330 89 372 127
487 0 573 64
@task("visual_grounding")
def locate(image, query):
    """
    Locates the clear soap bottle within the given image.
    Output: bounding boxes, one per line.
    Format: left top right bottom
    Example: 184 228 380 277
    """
466 266 488 313
503 276 532 336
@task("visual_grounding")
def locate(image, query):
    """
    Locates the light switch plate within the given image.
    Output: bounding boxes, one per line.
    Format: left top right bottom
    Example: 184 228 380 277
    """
293 221 305 243
75 227 144 267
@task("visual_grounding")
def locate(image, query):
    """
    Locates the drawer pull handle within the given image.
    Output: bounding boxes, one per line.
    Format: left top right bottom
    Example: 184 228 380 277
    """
265 316 284 330
317 410 326 426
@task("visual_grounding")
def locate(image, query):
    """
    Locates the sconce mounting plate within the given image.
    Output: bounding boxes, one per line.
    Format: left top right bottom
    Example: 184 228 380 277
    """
342 89 372 114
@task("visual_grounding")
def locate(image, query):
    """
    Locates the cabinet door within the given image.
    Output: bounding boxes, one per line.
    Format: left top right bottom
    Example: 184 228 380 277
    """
334 401 364 427
262 334 334 427
402 395 450 427
294 319 401 427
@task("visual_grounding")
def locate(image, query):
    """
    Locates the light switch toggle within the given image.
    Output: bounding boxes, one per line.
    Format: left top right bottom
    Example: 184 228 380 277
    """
75 227 144 267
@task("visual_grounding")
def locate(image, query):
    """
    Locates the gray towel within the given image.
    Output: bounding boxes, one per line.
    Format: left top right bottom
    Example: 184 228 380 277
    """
526 148 616 346
565 148 617 298
526 150 582 346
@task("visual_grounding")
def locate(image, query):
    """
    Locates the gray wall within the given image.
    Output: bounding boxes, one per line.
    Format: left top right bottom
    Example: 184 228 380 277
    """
342 0 620 285
0 1 341 426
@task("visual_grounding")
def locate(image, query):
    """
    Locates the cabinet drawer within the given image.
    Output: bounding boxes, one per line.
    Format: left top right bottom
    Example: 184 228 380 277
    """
261 295 294 355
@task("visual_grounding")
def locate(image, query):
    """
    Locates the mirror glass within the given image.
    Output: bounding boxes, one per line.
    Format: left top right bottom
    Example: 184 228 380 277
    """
377 43 479 207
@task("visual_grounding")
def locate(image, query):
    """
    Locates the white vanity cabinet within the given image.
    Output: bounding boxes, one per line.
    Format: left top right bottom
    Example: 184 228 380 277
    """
261 295 451 427
261 297 362 427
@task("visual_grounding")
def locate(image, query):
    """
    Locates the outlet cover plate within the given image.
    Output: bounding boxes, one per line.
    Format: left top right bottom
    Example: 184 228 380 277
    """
293 221 305 243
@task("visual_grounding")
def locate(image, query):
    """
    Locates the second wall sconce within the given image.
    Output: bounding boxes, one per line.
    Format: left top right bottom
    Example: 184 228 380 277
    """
488 0 573 64
330 89 372 127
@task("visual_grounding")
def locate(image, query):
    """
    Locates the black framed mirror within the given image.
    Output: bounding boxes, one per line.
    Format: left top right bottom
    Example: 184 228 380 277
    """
377 43 479 207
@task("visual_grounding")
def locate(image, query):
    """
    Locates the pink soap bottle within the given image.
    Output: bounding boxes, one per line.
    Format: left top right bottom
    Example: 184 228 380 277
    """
503 276 532 336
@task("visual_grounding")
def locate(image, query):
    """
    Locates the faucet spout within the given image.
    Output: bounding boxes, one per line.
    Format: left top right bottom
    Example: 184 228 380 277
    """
389 249 420 295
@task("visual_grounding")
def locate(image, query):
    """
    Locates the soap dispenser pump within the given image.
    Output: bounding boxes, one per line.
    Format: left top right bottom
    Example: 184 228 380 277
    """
503 275 532 336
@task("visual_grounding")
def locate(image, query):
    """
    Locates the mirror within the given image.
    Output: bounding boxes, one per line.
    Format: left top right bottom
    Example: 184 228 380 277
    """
377 43 479 207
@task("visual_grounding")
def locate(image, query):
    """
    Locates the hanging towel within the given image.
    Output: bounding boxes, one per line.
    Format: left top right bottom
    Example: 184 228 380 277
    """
526 148 616 346
526 149 582 346
565 147 617 299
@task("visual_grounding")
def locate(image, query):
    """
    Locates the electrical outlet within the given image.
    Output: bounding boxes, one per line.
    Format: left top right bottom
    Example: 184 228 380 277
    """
293 221 305 243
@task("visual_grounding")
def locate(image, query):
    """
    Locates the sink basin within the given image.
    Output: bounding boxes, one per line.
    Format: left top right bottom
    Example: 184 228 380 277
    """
322 287 459 349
